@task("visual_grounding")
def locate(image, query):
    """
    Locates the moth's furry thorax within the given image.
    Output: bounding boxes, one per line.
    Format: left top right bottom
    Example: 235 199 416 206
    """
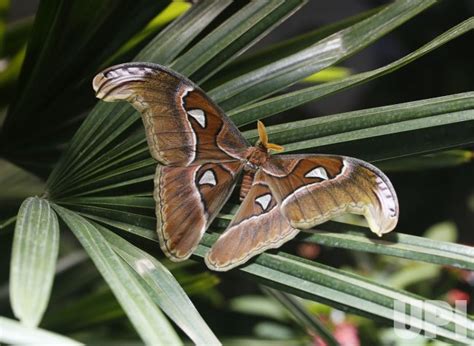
244 145 269 171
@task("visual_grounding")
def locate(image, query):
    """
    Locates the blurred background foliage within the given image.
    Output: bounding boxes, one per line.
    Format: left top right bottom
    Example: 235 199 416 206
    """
0 0 473 345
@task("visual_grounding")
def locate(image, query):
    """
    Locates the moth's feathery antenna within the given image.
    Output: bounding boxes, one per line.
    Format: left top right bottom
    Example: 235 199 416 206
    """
257 120 284 152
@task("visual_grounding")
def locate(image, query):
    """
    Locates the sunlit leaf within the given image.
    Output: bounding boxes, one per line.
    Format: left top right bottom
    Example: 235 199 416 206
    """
301 66 351 83
136 0 233 64
0 0 9 56
104 1 192 65
10 197 59 327
0 316 82 345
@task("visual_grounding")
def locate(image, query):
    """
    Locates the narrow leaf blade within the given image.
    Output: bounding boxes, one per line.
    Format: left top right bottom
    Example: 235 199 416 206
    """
209 0 437 110
262 287 338 346
53 205 182 346
203 5 382 89
67 202 474 271
0 316 82 345
240 92 474 160
198 235 474 344
136 0 233 64
98 226 220 345
172 0 306 81
10 197 59 327
229 18 474 126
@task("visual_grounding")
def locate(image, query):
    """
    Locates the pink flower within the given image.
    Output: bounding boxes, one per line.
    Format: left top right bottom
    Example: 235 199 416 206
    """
446 289 470 305
312 322 360 346
297 243 321 259
334 322 360 346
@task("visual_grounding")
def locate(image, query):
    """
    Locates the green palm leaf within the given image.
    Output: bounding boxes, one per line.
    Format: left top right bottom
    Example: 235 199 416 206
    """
0 316 82 345
9 197 59 327
99 225 220 345
2 0 473 344
53 204 182 345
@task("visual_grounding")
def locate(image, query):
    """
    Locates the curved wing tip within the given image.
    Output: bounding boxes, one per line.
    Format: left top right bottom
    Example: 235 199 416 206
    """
92 72 106 96
160 244 193 263
92 64 151 101
368 215 398 237
204 254 235 272
164 252 191 263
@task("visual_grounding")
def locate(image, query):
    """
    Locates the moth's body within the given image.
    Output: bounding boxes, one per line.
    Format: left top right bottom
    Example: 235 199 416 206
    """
245 144 270 170
93 62 399 271
240 144 270 200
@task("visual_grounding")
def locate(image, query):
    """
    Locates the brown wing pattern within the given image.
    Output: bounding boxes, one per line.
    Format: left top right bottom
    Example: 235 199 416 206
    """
263 155 399 236
93 63 249 166
206 170 298 271
155 161 243 261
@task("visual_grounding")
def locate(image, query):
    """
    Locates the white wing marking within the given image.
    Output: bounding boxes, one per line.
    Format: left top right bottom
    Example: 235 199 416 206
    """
187 109 206 128
255 194 272 211
199 169 217 186
305 167 328 180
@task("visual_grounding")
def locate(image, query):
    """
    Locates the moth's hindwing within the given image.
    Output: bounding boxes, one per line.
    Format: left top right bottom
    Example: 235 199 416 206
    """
206 170 298 271
155 162 243 261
